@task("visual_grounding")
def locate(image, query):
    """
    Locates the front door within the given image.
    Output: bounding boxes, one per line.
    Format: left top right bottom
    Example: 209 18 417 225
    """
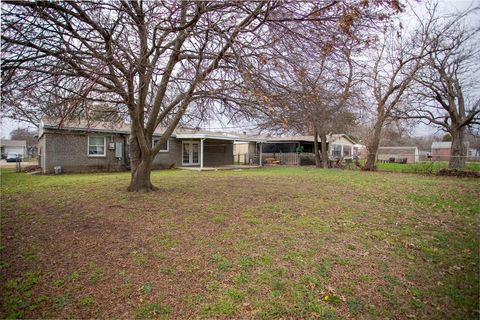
182 142 199 165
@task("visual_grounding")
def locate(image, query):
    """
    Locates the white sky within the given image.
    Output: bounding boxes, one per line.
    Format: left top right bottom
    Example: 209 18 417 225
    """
1 0 477 139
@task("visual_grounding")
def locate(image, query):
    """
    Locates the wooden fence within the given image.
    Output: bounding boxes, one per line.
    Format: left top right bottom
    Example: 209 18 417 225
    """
262 153 301 165
234 152 317 166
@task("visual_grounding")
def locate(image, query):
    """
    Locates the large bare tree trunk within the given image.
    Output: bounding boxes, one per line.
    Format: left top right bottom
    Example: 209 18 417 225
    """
127 133 156 192
320 132 329 168
364 118 383 171
313 125 321 168
448 127 466 169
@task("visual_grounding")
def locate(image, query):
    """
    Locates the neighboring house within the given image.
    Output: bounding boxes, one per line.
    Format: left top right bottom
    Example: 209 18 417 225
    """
430 141 474 161
377 146 419 164
38 118 253 174
328 134 357 159
431 141 452 161
0 139 27 158
353 143 367 159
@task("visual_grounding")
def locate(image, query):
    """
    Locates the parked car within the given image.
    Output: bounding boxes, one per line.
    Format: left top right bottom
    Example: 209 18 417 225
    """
6 153 22 162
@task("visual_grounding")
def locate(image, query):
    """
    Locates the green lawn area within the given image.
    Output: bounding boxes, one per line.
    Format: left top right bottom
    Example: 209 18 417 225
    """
1 167 479 319
374 161 480 174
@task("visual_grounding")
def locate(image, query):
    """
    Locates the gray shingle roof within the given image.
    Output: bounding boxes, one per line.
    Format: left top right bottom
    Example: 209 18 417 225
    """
40 118 356 144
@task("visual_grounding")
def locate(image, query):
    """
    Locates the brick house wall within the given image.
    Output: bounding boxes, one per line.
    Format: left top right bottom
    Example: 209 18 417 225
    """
40 131 234 173
152 139 182 169
42 132 126 173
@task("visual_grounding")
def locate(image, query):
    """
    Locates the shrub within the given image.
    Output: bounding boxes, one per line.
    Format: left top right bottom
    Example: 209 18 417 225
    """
299 154 316 166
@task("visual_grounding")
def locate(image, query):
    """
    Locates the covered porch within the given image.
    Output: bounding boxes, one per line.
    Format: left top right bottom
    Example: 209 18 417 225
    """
175 132 239 170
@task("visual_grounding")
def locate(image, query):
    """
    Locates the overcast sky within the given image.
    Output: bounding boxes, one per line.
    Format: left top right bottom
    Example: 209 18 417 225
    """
1 0 477 139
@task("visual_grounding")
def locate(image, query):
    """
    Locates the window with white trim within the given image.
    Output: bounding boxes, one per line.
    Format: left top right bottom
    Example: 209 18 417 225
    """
152 137 169 152
88 136 106 156
331 144 342 158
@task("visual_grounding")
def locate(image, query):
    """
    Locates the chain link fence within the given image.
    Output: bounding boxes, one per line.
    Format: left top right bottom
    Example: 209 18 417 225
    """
365 154 480 174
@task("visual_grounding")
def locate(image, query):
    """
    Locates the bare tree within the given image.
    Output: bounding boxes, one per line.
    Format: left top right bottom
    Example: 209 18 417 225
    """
1 1 275 192
362 9 435 170
400 8 480 169
249 50 356 168
10 127 36 146
243 1 386 168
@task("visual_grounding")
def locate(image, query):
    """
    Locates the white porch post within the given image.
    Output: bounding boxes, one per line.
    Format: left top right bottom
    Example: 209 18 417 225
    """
200 139 204 169
350 145 353 158
259 142 263 166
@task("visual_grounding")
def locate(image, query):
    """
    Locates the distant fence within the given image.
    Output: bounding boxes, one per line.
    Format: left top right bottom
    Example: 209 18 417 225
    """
375 153 480 164
430 155 480 162
262 153 302 165
233 152 303 165
236 152 480 170
360 154 480 174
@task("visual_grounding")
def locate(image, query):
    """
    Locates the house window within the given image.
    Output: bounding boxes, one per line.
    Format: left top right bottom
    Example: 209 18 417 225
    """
152 137 169 152
331 144 342 158
343 145 351 157
88 136 106 156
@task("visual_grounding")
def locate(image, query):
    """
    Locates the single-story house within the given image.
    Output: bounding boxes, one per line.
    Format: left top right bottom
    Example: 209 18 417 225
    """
38 118 255 174
0 139 27 158
328 134 358 159
38 118 360 172
431 141 452 161
377 146 419 164
431 141 476 161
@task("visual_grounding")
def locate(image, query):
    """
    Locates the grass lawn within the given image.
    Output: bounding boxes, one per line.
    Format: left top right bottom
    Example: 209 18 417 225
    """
1 167 479 319
374 161 480 174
